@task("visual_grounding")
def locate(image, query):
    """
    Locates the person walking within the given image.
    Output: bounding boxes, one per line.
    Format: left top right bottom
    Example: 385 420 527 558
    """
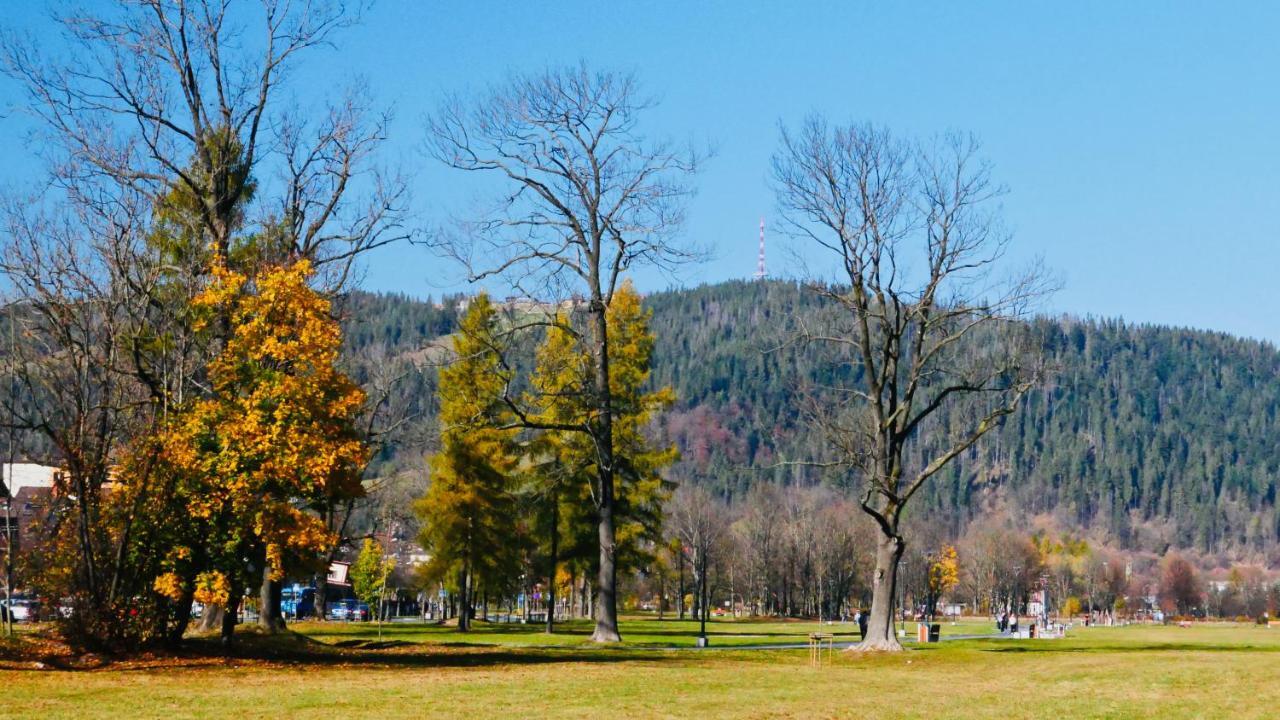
857 609 868 641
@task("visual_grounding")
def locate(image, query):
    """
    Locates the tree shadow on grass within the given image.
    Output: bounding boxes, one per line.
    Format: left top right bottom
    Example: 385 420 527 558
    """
7 631 682 673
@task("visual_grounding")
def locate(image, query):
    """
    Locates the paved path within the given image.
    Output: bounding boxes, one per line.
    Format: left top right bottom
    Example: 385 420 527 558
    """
696 632 1002 650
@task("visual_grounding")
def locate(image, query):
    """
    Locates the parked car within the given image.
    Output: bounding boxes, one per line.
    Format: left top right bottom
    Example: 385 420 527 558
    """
326 600 349 621
352 602 370 621
327 599 369 621
1 596 39 622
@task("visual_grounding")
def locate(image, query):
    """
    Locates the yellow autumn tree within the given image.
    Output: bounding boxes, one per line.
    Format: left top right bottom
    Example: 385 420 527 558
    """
145 259 367 642
927 545 961 619
414 294 522 631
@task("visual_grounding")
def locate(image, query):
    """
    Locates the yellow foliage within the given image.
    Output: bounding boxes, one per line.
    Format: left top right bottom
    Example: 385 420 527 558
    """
193 571 231 606
929 545 960 596
142 259 369 596
153 572 185 602
1063 596 1083 617
527 281 675 570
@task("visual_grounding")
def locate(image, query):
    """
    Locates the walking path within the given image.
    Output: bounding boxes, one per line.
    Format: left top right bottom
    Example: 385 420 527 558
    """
698 632 1002 650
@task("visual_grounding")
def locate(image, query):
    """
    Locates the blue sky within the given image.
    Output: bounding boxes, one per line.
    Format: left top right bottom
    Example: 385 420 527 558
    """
3 2 1279 341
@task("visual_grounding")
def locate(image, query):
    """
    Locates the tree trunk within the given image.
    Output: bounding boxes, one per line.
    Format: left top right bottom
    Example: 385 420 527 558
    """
854 529 905 651
677 548 686 620
165 586 196 648
457 566 471 632
259 574 287 633
314 575 329 620
593 499 620 641
220 589 240 646
199 603 224 633
588 301 621 643
698 555 709 639
657 565 666 620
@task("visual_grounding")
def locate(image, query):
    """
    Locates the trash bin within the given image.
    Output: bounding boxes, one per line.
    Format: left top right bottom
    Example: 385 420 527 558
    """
1029 623 1037 639
917 623 929 643
928 624 941 643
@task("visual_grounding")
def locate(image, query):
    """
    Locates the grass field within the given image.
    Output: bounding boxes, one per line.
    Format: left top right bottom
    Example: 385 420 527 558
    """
3 617 1278 719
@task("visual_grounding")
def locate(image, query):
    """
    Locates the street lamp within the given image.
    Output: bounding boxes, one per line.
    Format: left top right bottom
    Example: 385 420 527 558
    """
898 554 906 636
924 551 937 624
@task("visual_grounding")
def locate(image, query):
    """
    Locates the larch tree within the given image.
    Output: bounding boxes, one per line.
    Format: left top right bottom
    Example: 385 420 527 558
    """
414 295 521 632
771 117 1050 650
426 65 700 642
526 282 676 635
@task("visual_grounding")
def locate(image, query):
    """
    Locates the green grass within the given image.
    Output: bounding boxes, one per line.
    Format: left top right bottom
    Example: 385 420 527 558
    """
293 614 995 648
5 618 1280 718
295 614 998 649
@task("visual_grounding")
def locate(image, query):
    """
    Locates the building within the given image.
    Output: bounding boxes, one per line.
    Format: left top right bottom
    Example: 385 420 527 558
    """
0 463 60 498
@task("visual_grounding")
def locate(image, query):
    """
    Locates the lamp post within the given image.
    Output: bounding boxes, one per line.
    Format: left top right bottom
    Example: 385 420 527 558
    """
924 551 937 624
1101 561 1109 624
2 306 15 638
897 554 906 636
1039 572 1050 631
1011 565 1021 617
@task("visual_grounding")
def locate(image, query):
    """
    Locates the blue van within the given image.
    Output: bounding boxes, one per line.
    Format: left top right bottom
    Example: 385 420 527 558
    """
281 584 316 619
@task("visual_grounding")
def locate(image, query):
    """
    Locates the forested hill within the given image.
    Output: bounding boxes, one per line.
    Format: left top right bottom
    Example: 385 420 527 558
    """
340 280 1280 559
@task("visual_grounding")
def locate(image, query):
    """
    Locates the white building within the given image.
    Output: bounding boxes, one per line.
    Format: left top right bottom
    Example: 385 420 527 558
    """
0 463 60 498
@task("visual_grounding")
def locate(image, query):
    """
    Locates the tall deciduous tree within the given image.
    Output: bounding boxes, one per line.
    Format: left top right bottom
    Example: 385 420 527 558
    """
426 67 700 642
1 0 410 638
146 259 368 643
414 295 521 632
771 118 1050 650
1 1 407 275
1159 553 1202 616
669 484 727 641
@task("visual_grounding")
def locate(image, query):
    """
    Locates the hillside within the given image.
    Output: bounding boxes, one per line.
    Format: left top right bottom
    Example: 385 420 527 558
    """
340 280 1280 560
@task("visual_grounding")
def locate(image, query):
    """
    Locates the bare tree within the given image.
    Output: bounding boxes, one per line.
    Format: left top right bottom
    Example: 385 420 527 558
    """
0 189 155 643
425 64 702 642
1 0 410 638
1 1 407 279
734 483 782 615
771 117 1051 650
669 484 727 642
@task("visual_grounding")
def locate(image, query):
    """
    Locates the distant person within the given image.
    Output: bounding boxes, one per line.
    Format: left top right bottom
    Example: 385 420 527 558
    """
858 609 868 641
1010 614 1019 635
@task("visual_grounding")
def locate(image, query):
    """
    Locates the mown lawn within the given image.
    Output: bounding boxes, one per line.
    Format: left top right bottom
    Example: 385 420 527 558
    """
292 614 996 648
4 618 1279 719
